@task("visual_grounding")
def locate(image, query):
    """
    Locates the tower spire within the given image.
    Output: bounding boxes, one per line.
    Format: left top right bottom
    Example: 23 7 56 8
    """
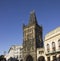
29 10 37 24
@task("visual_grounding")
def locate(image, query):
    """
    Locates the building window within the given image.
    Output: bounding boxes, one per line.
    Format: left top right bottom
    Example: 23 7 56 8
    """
52 42 56 52
39 51 40 54
17 56 18 59
20 55 22 58
27 34 29 39
53 56 57 61
58 39 60 50
58 55 60 61
47 57 50 61
47 44 50 52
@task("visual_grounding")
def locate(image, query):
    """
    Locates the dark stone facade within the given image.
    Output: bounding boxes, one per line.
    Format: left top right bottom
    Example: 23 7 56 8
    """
23 11 43 61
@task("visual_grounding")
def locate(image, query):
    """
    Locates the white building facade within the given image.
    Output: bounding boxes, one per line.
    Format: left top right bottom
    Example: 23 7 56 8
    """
5 45 23 61
37 48 45 61
44 27 60 61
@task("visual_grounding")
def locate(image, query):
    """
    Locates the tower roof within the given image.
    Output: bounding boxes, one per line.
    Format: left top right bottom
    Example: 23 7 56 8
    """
29 10 37 25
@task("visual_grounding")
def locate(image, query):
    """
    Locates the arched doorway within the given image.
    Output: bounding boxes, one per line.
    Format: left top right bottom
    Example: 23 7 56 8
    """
26 55 33 61
38 56 45 61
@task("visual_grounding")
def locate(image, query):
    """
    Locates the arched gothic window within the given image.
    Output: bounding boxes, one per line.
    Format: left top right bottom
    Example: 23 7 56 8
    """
47 44 50 52
52 42 56 52
58 39 60 50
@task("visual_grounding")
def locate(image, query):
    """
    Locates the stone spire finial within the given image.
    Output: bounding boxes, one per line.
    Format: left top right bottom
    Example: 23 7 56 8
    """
29 10 37 24
30 10 35 14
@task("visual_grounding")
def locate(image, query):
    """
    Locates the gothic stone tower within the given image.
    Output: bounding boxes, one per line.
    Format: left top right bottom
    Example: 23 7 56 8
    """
23 11 43 61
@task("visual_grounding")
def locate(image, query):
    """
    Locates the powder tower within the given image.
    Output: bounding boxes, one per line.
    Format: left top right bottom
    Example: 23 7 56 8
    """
23 11 43 61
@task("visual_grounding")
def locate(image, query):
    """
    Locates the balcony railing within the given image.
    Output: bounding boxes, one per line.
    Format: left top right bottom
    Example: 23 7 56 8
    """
45 50 60 55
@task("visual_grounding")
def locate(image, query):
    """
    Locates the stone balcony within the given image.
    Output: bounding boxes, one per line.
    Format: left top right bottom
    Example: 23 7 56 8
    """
45 49 60 55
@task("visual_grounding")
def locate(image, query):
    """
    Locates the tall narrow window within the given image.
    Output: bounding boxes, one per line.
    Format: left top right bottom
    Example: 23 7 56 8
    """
53 56 57 61
47 57 50 61
58 39 60 50
47 44 50 52
52 42 56 52
58 55 60 61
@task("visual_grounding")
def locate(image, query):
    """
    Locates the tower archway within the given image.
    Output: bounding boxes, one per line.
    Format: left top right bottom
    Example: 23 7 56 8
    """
26 55 33 61
38 56 45 61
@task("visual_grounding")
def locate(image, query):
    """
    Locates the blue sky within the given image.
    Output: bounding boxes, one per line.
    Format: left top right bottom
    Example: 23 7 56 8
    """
0 0 60 55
